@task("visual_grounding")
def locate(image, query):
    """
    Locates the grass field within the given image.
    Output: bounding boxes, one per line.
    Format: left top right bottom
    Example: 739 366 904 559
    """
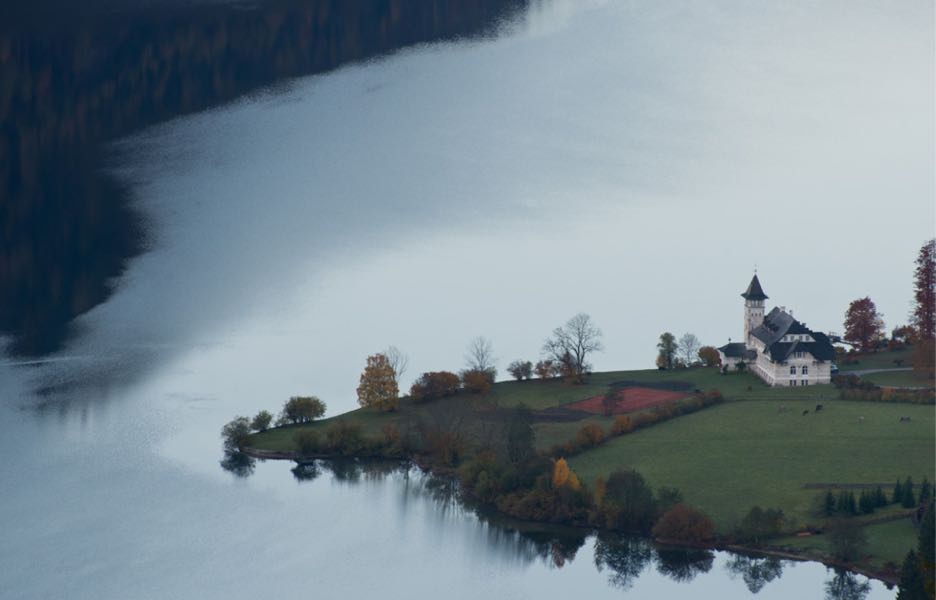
862 370 933 389
567 399 935 532
837 349 914 371
249 367 841 453
775 516 919 569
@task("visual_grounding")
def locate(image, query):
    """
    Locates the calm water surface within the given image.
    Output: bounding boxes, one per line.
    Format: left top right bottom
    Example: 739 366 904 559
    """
2 0 932 598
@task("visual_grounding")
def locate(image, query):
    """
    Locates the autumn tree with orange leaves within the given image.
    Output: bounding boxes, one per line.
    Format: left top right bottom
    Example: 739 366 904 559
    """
357 353 399 412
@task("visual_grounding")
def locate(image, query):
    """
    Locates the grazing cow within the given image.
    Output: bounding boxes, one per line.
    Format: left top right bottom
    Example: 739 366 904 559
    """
815 404 823 412
802 409 810 416
899 416 911 423
858 416 865 423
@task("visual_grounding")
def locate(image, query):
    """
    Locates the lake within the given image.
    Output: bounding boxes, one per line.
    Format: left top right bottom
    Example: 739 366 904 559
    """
1 0 931 598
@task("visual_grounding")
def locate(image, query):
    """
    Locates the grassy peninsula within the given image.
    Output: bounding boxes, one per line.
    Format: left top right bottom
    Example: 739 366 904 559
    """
243 356 935 579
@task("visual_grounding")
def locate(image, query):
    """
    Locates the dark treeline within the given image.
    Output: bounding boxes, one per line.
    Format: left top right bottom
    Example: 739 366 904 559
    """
0 0 528 355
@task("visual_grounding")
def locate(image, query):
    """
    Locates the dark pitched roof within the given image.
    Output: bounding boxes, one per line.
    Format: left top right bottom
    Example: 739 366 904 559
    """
741 274 768 301
718 342 748 358
751 307 836 362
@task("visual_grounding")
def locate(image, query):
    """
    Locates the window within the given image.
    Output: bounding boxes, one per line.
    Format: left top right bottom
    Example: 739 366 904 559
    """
790 366 796 375
789 379 795 386
804 380 809 386
801 366 808 375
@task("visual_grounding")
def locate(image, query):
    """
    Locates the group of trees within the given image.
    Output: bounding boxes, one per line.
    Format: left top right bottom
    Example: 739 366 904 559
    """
843 238 934 381
897 500 935 600
656 332 719 369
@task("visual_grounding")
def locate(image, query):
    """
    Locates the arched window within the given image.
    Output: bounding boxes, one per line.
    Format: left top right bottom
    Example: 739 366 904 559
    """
789 366 796 375
801 366 808 375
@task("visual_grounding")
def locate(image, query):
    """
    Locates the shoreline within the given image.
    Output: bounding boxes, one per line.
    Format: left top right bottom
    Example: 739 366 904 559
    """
240 446 901 584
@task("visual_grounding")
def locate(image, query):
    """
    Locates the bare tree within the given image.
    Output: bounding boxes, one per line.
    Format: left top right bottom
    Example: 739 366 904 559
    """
542 313 603 382
465 336 496 375
384 345 409 384
678 333 701 367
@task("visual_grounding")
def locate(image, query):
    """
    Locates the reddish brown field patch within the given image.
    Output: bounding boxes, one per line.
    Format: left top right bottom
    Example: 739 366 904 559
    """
567 388 688 415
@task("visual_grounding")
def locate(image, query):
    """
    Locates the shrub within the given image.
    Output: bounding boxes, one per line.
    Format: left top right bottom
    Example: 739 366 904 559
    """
294 430 320 456
827 518 868 561
324 422 364 455
461 368 495 394
736 506 784 544
611 415 634 435
507 360 533 381
575 423 606 449
410 371 461 403
652 504 715 543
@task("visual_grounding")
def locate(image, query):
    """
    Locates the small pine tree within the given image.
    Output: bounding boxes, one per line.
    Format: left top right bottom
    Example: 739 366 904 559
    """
824 490 836 516
875 486 888 508
896 550 927 600
919 478 932 507
859 490 875 515
895 479 905 505
903 477 917 509
838 490 851 514
848 491 858 515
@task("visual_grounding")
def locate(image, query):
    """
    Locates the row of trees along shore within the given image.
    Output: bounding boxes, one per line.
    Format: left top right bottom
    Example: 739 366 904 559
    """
220 239 935 587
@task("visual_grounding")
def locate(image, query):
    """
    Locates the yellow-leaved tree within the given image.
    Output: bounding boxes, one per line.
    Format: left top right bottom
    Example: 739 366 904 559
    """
357 353 399 412
552 458 582 491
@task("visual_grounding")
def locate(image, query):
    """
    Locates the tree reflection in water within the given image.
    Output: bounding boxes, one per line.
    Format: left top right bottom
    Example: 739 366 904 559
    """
593 534 655 590
219 450 256 478
824 569 871 600
655 546 715 583
725 554 785 594
291 461 321 482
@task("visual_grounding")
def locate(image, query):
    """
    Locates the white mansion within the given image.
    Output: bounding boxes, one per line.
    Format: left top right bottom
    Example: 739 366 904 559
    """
717 275 836 386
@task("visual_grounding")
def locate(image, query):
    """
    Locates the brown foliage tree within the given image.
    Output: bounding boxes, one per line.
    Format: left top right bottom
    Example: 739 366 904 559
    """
652 504 715 543
534 359 559 380
697 346 721 367
461 368 494 394
357 354 399 411
409 371 461 403
575 423 606 449
844 297 885 352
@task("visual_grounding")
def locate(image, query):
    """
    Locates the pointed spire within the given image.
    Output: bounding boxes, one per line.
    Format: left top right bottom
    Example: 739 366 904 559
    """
741 274 768 300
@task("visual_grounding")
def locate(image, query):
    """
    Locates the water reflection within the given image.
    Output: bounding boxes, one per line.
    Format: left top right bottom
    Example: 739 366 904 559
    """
655 546 715 583
290 461 319 482
0 0 528 357
725 554 786 594
825 569 872 600
593 534 655 590
219 450 256 478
